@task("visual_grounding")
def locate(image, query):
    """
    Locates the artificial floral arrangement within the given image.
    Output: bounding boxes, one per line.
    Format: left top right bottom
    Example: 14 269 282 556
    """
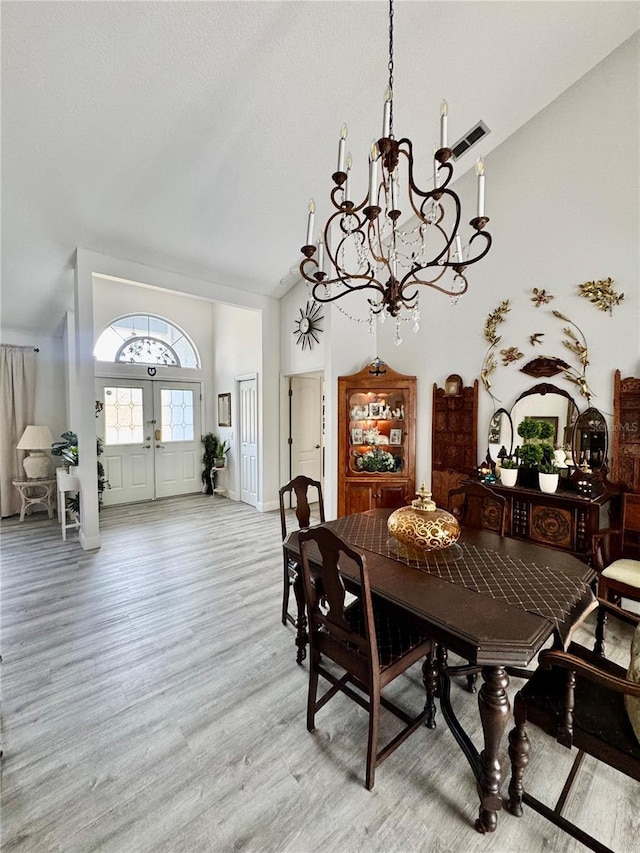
356 448 397 473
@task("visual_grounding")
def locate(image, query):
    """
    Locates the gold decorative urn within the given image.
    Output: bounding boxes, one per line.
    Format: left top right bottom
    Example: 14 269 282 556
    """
387 483 460 555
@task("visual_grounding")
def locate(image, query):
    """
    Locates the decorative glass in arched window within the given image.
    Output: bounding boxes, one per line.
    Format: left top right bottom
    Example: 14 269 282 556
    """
94 315 200 368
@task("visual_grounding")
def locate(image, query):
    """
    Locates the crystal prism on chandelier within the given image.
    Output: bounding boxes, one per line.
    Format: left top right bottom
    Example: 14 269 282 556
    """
299 0 492 324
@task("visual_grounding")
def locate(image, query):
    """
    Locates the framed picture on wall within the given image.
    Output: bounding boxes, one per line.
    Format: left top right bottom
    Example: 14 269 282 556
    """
390 428 402 446
218 393 231 427
351 428 363 445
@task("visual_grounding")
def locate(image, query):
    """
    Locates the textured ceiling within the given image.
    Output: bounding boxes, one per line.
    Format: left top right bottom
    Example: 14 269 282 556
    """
2 1 638 335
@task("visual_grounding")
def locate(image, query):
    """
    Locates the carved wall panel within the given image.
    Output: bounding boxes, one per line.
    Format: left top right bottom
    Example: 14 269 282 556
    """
432 379 478 509
612 370 640 493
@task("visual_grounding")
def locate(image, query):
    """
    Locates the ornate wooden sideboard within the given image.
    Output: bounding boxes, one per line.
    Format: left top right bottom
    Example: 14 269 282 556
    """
490 481 616 561
337 362 416 517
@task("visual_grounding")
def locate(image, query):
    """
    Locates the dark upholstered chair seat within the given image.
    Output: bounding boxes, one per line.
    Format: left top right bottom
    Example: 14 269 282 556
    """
334 600 430 668
520 642 640 773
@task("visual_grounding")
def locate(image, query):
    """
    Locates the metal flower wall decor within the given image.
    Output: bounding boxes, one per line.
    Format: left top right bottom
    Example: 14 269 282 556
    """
530 287 554 308
577 277 623 314
480 299 511 401
553 310 593 401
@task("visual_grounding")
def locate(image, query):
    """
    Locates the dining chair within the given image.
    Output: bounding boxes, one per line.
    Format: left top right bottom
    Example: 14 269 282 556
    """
506 599 640 851
298 525 434 790
447 480 508 536
279 476 325 629
592 491 640 656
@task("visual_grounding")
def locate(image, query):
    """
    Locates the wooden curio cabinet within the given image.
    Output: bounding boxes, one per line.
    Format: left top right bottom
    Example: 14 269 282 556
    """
337 362 416 517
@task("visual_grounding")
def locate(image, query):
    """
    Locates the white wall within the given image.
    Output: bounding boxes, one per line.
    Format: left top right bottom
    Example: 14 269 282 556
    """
211 302 261 501
280 279 326 377
92 276 215 424
372 33 640 487
1 327 67 446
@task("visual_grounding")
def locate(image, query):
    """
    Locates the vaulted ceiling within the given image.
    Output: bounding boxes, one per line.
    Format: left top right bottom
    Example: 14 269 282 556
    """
2 1 638 335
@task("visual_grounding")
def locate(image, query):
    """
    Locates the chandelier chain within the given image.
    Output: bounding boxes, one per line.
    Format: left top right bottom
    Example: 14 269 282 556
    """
388 0 394 138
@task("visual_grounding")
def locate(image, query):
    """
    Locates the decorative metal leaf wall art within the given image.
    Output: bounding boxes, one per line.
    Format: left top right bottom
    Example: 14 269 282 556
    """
552 310 593 401
520 356 570 378
578 277 623 314
480 300 511 401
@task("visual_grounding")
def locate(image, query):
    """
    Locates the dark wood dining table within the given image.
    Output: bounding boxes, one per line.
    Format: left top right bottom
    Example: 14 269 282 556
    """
283 508 596 836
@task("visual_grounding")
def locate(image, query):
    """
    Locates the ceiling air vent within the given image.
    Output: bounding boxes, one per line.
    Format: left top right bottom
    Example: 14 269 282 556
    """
451 120 490 160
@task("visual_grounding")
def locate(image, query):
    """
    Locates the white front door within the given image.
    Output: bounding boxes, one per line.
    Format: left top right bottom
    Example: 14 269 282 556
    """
290 374 323 483
239 377 258 507
96 378 202 505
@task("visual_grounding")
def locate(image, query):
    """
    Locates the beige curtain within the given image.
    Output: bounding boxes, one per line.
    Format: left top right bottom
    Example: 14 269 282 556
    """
0 344 36 517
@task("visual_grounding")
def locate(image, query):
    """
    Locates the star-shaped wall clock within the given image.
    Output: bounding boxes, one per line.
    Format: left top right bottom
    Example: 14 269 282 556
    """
294 300 324 350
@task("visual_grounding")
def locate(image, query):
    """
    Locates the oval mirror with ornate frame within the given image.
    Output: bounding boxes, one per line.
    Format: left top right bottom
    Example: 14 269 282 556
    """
487 407 513 462
510 382 580 460
572 406 608 470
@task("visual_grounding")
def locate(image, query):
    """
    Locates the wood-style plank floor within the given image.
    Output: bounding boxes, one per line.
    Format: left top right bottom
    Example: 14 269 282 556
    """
1 495 638 852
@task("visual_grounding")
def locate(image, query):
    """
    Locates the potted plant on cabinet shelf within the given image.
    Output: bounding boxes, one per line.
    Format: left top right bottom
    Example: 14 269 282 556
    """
515 418 555 489
499 457 519 487
538 461 560 494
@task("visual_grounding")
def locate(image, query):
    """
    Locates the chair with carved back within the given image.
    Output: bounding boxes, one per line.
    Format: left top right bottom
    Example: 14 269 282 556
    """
298 526 434 790
507 600 640 851
447 480 508 536
279 476 325 633
592 491 640 656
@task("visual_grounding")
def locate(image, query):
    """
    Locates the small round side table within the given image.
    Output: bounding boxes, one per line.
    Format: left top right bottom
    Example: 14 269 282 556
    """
12 477 57 522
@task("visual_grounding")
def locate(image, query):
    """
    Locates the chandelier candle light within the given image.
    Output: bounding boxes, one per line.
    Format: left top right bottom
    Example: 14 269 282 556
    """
299 0 492 341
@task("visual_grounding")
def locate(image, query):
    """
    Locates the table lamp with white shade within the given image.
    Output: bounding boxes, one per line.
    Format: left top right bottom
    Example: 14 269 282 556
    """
16 425 54 479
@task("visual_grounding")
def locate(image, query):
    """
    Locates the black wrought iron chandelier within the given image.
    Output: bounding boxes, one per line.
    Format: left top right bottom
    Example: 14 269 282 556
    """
299 0 492 335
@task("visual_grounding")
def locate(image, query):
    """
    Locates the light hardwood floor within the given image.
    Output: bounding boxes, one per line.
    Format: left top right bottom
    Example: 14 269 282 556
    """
1 495 638 852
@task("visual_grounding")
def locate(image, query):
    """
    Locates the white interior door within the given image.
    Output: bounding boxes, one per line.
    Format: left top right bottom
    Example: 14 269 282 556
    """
239 377 258 507
96 378 201 505
290 374 323 484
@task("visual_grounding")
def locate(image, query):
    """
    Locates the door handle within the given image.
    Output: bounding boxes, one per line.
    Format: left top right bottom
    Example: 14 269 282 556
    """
142 444 151 449
315 444 321 449
156 444 165 450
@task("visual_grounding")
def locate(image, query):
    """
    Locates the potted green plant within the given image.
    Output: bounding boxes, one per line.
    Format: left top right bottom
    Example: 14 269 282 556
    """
201 432 219 494
51 431 110 511
499 457 519 487
538 460 560 494
213 439 230 469
51 430 79 469
517 418 553 489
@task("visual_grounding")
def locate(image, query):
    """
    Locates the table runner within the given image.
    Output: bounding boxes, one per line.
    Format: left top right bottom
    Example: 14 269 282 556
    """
326 513 595 641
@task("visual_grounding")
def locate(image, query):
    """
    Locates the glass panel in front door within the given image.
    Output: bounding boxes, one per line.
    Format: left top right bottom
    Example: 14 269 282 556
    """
160 388 194 441
104 386 145 444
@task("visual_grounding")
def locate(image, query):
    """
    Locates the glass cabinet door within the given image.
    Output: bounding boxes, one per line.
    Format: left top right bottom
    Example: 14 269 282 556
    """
348 390 406 474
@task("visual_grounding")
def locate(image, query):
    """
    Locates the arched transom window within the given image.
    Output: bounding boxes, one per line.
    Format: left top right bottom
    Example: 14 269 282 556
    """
94 315 200 368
